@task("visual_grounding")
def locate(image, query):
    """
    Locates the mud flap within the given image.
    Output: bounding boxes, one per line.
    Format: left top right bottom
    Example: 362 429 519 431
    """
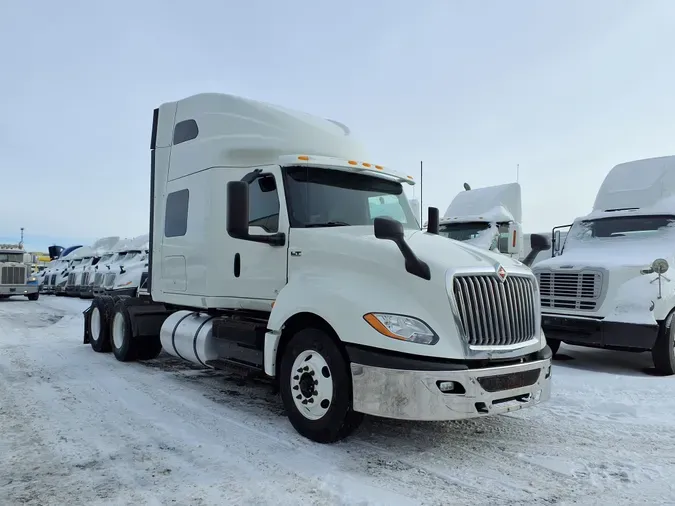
83 305 93 344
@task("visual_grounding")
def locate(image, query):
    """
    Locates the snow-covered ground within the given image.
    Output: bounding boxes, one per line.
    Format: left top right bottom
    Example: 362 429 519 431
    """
1 297 674 506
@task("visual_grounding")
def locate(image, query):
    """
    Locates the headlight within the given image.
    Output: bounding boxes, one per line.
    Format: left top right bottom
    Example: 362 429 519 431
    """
363 313 438 345
29 277 36 282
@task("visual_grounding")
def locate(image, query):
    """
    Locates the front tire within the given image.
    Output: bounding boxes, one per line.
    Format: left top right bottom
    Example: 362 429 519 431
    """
652 314 675 376
26 292 39 301
279 328 363 443
547 338 561 356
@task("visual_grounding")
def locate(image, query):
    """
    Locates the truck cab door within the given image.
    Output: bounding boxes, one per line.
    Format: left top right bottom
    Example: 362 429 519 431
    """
230 169 289 301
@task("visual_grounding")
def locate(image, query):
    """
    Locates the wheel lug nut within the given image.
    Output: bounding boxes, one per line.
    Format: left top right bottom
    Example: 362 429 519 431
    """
312 391 318 396
293 375 299 380
293 385 299 390
303 366 309 371
309 370 315 376
297 369 303 373
296 395 302 399
307 398 314 403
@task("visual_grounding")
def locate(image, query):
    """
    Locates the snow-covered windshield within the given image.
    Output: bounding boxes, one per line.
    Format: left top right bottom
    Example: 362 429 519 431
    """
124 252 141 262
283 166 419 229
564 214 675 251
99 254 113 263
71 259 83 267
438 221 491 241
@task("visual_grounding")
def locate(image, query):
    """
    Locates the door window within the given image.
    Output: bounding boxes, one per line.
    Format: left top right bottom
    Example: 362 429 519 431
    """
248 175 280 233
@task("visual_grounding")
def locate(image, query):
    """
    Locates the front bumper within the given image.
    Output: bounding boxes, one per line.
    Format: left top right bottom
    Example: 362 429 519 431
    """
0 284 38 295
541 314 659 351
349 346 552 421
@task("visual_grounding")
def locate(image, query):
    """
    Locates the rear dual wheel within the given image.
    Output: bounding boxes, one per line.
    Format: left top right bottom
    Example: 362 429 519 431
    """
110 299 162 362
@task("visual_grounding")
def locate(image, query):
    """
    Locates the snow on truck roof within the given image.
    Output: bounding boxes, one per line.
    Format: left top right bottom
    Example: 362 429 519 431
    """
161 93 414 185
442 182 522 224
592 155 675 214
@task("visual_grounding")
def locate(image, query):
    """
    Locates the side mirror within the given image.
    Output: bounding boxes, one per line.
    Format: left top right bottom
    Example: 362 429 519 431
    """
530 233 550 252
226 181 249 239
553 230 561 256
374 216 404 241
521 233 551 267
120 265 126 274
506 222 523 254
374 217 430 280
426 207 439 235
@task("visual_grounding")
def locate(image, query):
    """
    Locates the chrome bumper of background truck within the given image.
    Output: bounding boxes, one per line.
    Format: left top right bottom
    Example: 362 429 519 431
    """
0 284 39 295
350 358 551 421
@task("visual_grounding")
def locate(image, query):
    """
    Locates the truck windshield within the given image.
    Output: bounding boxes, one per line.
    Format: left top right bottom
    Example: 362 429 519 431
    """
438 221 491 241
566 214 675 248
283 166 418 229
0 253 23 262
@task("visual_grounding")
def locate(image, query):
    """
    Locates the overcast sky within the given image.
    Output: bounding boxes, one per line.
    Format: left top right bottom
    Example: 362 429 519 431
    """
2 0 675 251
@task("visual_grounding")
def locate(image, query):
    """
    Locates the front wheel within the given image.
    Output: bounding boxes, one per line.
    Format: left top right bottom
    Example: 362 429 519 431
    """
547 338 561 357
652 315 675 376
279 328 363 443
26 292 39 301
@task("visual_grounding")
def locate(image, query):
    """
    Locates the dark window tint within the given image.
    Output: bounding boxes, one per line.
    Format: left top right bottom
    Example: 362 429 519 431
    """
165 189 189 237
283 166 417 229
173 119 199 145
248 175 280 232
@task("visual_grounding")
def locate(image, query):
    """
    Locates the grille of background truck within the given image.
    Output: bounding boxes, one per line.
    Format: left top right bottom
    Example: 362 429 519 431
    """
67 272 77 286
139 272 148 290
50 274 57 285
1 266 26 285
536 270 601 311
103 272 116 287
81 272 90 286
452 274 537 346
94 272 104 286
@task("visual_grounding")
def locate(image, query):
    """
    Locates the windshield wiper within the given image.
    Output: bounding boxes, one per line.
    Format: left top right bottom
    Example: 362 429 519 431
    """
304 221 351 228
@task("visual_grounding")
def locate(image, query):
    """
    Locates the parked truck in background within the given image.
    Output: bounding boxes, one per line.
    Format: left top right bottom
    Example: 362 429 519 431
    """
0 246 39 300
438 182 524 258
82 93 552 443
534 155 675 375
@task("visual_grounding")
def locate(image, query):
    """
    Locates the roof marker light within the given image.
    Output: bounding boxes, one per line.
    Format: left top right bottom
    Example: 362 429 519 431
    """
375 165 384 170
297 155 309 161
362 162 371 167
348 160 358 165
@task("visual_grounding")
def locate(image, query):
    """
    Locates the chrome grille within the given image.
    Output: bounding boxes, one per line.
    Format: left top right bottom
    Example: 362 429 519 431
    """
1 266 26 285
103 272 116 287
452 274 537 346
94 272 104 286
50 274 57 285
81 272 90 286
536 270 601 311
67 272 77 286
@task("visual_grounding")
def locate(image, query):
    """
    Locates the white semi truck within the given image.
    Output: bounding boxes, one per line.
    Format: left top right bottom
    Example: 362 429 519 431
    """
82 93 552 443
534 155 675 375
0 246 39 300
438 182 524 258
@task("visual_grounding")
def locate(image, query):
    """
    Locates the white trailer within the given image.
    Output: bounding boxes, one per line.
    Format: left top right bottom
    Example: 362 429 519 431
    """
534 155 675 375
82 93 552 443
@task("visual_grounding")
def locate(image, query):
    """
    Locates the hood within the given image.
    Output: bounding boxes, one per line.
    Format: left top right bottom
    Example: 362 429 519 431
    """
444 182 522 224
537 237 673 270
406 229 521 270
303 226 524 275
